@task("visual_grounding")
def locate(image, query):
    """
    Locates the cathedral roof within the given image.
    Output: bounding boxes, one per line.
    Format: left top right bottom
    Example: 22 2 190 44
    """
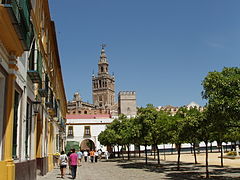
67 114 111 119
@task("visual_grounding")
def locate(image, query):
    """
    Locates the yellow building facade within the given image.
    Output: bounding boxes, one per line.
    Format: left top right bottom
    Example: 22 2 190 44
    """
0 0 66 180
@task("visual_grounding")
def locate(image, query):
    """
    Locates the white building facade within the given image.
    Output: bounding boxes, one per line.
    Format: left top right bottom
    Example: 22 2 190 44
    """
66 114 114 151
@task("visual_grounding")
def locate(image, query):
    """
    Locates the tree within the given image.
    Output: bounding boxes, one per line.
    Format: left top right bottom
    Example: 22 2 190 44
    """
155 110 171 164
168 107 188 170
197 107 215 179
202 67 240 167
136 104 157 164
98 128 118 155
202 67 240 123
118 115 133 160
183 107 202 164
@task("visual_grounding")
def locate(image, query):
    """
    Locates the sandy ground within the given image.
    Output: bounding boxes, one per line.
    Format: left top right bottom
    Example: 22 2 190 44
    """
157 152 240 168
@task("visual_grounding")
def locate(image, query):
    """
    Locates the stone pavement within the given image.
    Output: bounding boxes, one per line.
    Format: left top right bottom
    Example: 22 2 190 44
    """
37 154 240 180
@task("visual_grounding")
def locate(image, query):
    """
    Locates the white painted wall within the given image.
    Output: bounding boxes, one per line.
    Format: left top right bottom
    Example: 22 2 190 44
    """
66 118 114 151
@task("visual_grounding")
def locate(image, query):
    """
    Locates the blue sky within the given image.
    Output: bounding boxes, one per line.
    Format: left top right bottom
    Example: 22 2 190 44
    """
49 0 240 107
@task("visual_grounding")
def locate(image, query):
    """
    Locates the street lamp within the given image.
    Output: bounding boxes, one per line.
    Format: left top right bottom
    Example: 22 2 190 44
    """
32 100 41 115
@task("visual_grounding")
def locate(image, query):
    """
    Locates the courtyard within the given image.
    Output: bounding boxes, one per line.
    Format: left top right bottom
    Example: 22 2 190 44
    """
38 152 240 180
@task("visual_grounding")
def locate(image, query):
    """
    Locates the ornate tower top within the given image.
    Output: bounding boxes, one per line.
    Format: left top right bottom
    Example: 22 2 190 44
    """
98 44 109 75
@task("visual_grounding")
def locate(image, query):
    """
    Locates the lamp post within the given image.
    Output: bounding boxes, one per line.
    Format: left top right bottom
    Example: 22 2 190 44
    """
32 100 41 115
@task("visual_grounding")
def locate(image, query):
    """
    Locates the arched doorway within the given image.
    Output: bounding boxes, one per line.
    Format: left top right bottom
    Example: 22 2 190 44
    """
80 139 95 151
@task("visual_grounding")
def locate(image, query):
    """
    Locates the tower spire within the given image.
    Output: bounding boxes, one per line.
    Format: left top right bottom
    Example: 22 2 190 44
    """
99 44 108 64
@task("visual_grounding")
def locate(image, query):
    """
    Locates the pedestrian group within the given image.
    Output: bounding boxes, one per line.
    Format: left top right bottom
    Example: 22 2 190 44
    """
59 148 109 179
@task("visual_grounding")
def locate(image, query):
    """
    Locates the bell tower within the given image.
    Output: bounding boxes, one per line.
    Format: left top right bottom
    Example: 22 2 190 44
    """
92 45 115 109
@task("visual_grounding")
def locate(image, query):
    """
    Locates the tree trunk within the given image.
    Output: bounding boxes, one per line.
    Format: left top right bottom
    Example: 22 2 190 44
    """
128 144 130 160
153 144 156 160
177 143 181 170
217 141 220 152
145 143 148 165
151 146 152 156
139 145 141 158
134 145 136 158
193 143 197 164
113 145 116 158
205 141 209 179
117 145 120 158
220 142 223 167
156 143 160 165
163 144 166 161
122 146 124 160
210 142 212 153
190 143 193 154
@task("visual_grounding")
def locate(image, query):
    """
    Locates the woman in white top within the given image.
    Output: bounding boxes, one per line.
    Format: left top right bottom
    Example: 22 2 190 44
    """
59 151 68 178
83 150 88 162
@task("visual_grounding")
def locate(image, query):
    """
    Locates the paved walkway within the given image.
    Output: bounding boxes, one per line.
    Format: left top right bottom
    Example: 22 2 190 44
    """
37 153 240 180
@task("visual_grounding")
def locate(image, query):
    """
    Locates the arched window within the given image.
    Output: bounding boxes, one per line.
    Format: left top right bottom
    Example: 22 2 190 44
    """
73 111 76 114
84 111 87 114
101 67 104 72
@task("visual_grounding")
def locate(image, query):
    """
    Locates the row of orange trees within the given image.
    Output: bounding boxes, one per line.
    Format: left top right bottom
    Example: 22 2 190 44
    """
98 67 240 178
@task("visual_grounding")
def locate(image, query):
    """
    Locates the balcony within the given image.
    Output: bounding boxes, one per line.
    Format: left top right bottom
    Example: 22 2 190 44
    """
38 88 48 97
45 101 53 108
39 75 49 97
28 48 42 83
3 0 34 50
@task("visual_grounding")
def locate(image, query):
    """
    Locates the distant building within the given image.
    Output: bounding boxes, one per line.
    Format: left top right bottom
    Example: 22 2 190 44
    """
67 92 110 115
157 102 203 115
186 101 204 111
66 114 113 151
66 46 137 151
118 91 137 117
157 105 179 115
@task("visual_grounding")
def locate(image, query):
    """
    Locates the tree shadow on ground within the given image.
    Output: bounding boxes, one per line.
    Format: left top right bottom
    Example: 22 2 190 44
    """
117 161 199 174
113 159 240 180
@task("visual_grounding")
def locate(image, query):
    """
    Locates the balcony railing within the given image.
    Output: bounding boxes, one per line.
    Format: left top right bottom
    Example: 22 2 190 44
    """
3 0 34 50
38 74 49 97
28 48 42 83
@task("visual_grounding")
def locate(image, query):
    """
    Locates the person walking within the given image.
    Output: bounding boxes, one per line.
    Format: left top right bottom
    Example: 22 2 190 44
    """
98 149 102 161
105 150 109 160
90 149 95 163
69 149 78 179
77 150 83 166
83 150 88 162
94 150 99 162
67 150 73 175
59 151 68 179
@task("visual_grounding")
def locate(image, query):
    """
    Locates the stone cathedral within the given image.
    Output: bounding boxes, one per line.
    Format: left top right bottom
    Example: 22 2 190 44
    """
67 46 137 117
92 46 115 109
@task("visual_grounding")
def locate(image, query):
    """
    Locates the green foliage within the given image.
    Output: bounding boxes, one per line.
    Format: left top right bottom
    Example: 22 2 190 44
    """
202 67 240 122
